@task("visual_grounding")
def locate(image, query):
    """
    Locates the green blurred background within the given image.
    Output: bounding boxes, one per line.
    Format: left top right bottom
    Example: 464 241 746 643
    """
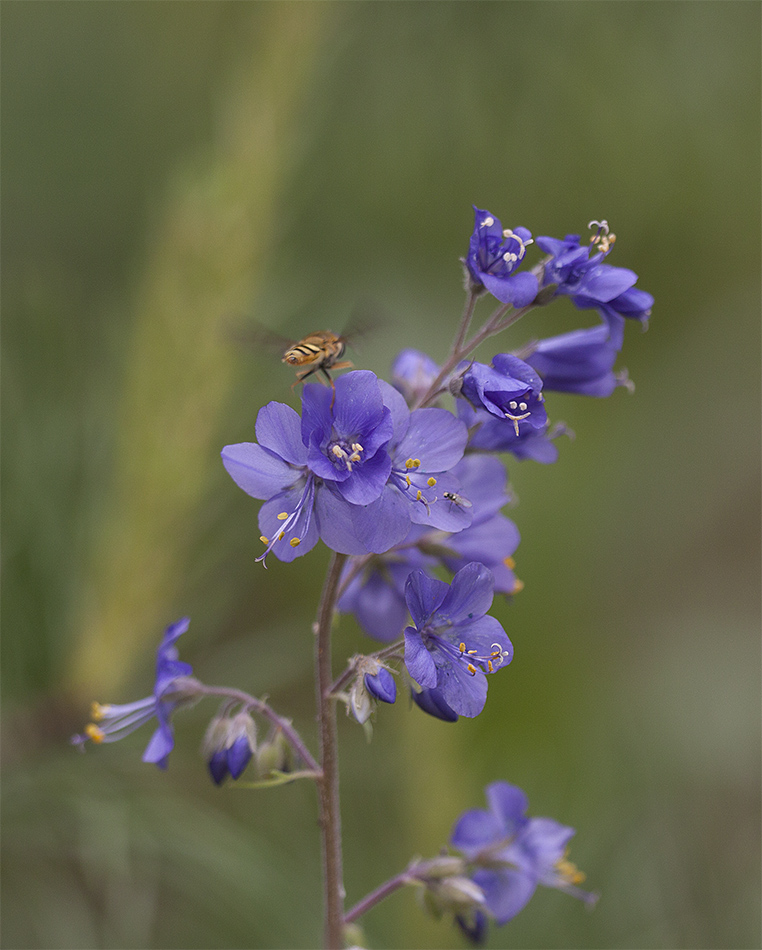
2 3 760 948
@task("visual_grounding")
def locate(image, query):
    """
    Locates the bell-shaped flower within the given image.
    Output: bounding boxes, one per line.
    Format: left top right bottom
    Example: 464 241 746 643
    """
71 618 197 770
466 207 539 307
525 323 632 397
457 354 548 438
456 399 566 462
403 563 513 718
451 781 597 926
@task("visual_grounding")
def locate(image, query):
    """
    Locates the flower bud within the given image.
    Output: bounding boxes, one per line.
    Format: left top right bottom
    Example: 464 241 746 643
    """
202 710 256 785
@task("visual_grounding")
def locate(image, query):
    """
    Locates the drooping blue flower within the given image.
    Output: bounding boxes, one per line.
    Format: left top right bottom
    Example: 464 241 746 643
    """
71 618 196 769
458 354 548 438
466 207 539 307
451 781 597 926
403 563 513 718
347 658 397 724
204 710 258 786
590 285 654 349
525 323 632 397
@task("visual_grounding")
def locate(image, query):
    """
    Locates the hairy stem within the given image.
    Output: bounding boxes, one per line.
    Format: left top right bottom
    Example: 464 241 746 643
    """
194 684 320 773
315 551 348 948
343 858 441 924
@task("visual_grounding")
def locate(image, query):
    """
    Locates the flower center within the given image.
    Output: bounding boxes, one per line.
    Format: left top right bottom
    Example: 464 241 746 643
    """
430 633 511 676
587 219 616 254
328 439 364 472
499 396 534 436
555 850 587 886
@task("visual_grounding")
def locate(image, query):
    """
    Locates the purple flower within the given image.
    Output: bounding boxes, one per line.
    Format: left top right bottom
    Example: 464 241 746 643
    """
337 455 520 642
457 400 566 462
537 230 637 304
71 618 196 770
536 224 652 347
223 372 470 561
466 207 539 307
344 380 471 552
458 354 548 437
451 781 597 925
525 323 632 397
404 563 513 718
592 285 654 349
222 371 396 561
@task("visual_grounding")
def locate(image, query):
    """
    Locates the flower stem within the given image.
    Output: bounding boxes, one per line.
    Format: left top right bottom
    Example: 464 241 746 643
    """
194 684 320 774
343 858 440 924
315 551 348 949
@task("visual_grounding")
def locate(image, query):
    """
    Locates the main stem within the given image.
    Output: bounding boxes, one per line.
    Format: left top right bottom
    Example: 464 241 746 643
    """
315 551 348 949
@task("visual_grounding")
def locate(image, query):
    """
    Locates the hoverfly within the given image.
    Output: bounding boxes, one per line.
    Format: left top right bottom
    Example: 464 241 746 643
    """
231 303 380 405
281 329 354 390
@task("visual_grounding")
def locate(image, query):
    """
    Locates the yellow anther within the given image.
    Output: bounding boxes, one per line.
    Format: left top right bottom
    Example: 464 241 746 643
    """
459 642 466 654
332 445 345 458
405 458 421 469
278 532 285 541
504 556 515 569
466 663 477 676
90 701 108 721
289 537 301 548
427 477 437 487
85 723 105 744
276 512 289 521
416 490 423 501
405 475 411 486
512 578 525 595
351 442 364 453
487 660 494 673
260 536 269 545
556 855 586 885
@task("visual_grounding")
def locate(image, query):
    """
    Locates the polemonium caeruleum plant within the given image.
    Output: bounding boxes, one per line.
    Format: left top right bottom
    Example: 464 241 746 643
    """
73 206 651 948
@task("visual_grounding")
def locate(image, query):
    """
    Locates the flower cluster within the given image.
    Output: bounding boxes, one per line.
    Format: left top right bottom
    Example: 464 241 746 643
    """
74 203 649 944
